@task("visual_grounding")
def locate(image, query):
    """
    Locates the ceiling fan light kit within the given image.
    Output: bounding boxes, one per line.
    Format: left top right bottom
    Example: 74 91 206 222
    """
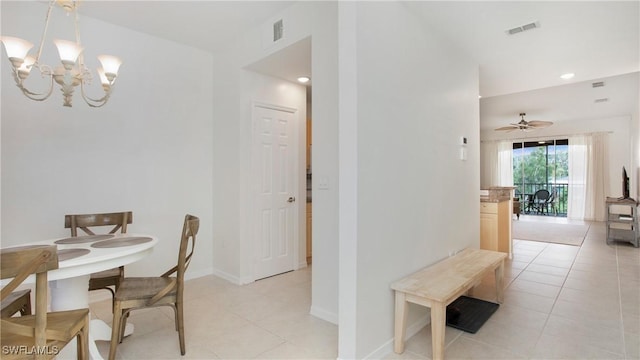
494 112 553 132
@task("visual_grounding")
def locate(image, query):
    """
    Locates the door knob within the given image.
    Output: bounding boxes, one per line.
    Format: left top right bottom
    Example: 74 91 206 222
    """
287 197 296 203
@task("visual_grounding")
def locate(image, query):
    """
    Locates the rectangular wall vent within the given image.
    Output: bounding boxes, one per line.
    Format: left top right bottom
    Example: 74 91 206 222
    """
592 81 605 88
508 27 523 35
273 19 284 42
506 21 540 35
594 98 609 103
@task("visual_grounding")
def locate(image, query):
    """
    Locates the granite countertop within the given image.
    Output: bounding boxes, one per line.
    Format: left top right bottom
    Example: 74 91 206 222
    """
480 187 513 203
480 197 510 203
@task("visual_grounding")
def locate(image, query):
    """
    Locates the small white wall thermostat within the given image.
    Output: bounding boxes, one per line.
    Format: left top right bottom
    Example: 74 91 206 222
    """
460 136 468 161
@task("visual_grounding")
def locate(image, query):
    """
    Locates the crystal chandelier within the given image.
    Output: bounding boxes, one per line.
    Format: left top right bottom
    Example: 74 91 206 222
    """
1 0 122 107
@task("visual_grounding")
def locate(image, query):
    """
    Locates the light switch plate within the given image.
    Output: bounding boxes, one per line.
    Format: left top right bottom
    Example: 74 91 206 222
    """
318 177 329 190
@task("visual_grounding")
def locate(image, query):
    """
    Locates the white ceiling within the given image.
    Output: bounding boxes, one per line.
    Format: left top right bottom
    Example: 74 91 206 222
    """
404 1 639 130
76 1 295 54
73 1 639 129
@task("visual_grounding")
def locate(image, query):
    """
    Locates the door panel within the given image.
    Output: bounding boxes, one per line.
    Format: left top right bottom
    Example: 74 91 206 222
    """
253 104 297 280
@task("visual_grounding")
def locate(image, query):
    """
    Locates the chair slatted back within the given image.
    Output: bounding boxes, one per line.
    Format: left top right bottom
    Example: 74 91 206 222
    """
149 215 198 306
179 214 199 278
64 211 133 236
160 215 199 288
1 245 58 351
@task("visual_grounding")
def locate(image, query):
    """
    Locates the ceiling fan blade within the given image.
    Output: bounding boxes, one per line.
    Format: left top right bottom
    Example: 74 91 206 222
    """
495 126 518 132
495 113 553 132
527 120 553 128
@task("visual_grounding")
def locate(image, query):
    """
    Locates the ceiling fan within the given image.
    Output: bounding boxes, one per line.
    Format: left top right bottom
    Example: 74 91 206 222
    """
495 113 553 132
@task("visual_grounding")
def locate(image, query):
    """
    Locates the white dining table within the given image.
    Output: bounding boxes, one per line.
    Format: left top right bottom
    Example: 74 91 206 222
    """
1 233 158 360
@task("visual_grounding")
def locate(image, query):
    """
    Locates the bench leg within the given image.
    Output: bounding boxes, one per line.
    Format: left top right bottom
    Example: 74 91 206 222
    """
495 260 505 303
431 302 446 360
393 291 408 354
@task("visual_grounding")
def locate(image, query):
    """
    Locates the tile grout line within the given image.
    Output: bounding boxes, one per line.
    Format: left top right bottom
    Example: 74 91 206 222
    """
521 241 557 359
499 241 556 359
614 244 629 360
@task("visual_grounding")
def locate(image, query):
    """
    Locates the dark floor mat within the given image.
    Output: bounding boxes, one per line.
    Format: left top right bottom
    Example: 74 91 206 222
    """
446 296 499 333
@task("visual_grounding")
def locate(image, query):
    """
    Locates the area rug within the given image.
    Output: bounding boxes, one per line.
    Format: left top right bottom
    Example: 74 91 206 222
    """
512 221 589 246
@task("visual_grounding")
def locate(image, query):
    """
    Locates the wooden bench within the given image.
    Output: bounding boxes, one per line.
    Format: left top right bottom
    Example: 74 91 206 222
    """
391 248 507 360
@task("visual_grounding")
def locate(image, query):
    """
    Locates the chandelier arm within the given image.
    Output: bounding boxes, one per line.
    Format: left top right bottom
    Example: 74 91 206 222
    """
12 65 55 101
79 81 112 108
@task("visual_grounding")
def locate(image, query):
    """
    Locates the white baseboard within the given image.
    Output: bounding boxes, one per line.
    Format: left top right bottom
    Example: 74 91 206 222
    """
211 267 242 285
310 305 339 325
364 315 431 360
185 267 213 281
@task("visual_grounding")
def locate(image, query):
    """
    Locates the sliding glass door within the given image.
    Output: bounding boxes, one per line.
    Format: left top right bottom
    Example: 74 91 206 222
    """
513 139 568 216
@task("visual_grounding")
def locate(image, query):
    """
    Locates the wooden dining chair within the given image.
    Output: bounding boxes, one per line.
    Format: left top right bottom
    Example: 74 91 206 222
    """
1 245 90 360
64 211 133 306
108 214 199 360
0 289 31 318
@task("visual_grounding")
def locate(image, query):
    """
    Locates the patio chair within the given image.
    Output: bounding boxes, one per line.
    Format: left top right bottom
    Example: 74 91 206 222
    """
531 189 550 214
546 189 558 215
513 197 521 219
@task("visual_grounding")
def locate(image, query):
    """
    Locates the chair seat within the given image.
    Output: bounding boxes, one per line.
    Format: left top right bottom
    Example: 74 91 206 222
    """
108 215 198 360
115 277 176 302
1 309 89 359
89 268 122 290
1 289 31 318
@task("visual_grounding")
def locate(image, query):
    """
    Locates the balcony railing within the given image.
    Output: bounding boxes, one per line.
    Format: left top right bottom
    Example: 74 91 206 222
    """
514 183 568 217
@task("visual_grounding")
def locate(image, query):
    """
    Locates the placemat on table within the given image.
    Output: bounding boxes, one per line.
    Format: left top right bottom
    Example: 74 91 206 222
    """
55 234 115 244
57 248 91 261
91 237 153 248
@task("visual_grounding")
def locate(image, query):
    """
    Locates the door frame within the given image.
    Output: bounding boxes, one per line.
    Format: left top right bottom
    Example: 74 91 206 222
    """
249 101 301 282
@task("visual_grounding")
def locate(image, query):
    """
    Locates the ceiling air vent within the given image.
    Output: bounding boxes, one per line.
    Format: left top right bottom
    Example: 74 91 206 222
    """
506 21 540 35
592 81 605 88
273 19 284 42
594 98 609 103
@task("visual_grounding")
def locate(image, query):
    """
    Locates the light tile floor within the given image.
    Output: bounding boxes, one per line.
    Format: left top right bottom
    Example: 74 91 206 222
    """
92 217 639 359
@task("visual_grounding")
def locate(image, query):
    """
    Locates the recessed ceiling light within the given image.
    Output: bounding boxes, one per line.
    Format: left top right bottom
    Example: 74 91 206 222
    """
297 76 310 83
560 73 575 80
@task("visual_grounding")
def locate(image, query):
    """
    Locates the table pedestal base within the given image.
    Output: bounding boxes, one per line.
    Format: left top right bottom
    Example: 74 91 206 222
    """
50 275 133 360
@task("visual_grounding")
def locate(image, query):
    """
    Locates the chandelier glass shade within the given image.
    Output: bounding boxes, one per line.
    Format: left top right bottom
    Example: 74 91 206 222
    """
1 0 122 107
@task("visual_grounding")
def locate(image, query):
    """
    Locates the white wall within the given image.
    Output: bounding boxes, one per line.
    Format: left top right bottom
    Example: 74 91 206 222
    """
481 116 632 200
1 2 214 279
340 2 480 358
211 1 340 323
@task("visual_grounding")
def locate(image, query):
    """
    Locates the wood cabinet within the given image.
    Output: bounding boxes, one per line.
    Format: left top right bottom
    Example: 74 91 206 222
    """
480 200 512 257
606 197 639 247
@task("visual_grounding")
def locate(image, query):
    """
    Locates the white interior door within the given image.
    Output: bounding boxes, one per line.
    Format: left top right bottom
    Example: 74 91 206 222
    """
253 103 298 280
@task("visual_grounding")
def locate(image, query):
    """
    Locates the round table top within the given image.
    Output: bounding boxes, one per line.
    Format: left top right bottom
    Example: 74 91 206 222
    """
1 233 158 282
